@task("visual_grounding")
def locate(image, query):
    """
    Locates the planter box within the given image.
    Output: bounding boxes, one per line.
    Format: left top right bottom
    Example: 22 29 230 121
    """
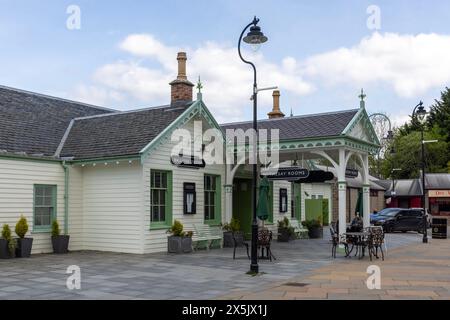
15 237 33 258
52 235 70 254
308 227 323 239
223 231 234 247
168 236 192 253
277 228 290 242
0 239 15 259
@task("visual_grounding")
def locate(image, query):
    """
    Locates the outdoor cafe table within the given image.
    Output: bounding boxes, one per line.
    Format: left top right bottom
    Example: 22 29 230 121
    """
344 231 370 259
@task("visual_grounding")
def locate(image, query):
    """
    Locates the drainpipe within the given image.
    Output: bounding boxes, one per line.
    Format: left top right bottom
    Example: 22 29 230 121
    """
61 161 69 235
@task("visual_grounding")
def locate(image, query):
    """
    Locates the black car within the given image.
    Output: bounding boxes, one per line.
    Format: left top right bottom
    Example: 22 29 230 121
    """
371 208 426 233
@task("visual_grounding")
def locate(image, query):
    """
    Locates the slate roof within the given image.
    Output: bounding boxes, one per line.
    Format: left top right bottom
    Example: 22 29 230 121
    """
0 86 114 156
425 173 450 190
220 109 359 140
382 179 423 197
60 103 191 159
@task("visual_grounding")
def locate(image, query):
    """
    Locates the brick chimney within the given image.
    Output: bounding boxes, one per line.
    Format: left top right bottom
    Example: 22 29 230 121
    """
170 52 194 106
268 90 285 119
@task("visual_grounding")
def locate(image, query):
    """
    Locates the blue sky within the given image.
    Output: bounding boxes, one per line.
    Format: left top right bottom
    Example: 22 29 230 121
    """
1 0 450 125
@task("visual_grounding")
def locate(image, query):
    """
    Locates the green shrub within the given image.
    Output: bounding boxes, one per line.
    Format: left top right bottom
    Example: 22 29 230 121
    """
2 224 16 255
167 220 184 237
1 224 11 240
278 216 290 229
51 220 61 237
15 215 29 238
222 217 241 232
301 219 322 230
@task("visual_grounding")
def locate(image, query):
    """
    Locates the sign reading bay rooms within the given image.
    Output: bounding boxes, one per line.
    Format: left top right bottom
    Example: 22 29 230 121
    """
261 167 309 181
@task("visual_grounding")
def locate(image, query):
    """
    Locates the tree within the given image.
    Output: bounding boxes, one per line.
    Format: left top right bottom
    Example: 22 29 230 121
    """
381 126 449 179
428 87 450 142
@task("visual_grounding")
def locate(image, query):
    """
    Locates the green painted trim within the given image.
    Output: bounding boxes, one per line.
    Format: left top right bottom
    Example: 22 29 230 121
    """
69 155 140 165
204 174 222 226
0 154 61 164
140 99 225 163
140 100 201 161
33 184 57 232
342 108 381 146
149 169 173 229
229 135 379 155
62 162 69 235
268 181 274 223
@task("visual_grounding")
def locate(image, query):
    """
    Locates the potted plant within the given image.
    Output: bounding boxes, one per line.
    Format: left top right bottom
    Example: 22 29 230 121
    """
222 217 241 248
277 217 294 242
15 215 33 258
0 224 16 259
167 220 192 253
302 218 323 239
51 220 70 254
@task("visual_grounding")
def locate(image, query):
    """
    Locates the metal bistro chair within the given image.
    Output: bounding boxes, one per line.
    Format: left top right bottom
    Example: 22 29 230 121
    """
367 226 385 261
232 232 250 260
258 228 276 261
330 223 351 258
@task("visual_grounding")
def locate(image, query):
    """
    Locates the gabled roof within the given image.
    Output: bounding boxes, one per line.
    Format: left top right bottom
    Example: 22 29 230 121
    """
60 103 192 160
0 85 114 157
220 109 359 141
425 173 450 190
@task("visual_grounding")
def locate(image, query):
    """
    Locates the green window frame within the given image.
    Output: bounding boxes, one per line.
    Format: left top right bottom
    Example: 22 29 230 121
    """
150 170 172 229
267 181 274 223
204 174 221 226
33 184 57 232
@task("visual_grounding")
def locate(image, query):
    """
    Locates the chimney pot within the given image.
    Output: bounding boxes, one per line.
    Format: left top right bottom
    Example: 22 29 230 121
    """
170 52 194 106
268 90 285 119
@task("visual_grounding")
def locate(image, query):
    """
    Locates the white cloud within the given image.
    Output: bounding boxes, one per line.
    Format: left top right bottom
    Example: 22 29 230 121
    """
303 32 450 97
72 34 313 122
72 32 450 122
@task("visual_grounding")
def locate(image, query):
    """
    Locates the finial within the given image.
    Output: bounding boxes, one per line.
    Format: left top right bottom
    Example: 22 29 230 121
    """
359 88 366 101
196 76 203 100
358 88 366 108
196 76 203 93
290 107 293 117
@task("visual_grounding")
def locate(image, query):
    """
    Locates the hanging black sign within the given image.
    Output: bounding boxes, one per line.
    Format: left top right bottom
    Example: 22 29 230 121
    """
345 168 359 178
293 170 335 183
170 154 206 169
261 167 309 181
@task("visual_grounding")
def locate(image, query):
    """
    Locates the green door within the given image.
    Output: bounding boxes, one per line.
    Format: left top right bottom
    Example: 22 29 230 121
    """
293 183 301 220
305 198 329 225
233 179 252 237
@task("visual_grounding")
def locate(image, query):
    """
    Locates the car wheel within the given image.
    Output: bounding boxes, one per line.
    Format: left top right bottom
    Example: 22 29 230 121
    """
401 230 407 233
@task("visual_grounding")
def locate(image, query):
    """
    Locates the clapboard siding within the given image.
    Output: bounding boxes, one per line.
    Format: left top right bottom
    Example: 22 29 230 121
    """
142 118 225 253
67 165 84 251
81 162 144 254
0 158 65 254
266 180 292 235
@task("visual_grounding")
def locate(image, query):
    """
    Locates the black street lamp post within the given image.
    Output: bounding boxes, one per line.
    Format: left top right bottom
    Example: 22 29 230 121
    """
412 101 428 244
238 16 268 274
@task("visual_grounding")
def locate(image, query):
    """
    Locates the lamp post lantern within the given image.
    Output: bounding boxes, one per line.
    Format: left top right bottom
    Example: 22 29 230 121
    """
412 101 428 244
238 16 268 274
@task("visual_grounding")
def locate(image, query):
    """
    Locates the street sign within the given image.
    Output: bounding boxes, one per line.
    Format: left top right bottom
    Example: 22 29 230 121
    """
293 170 335 183
261 167 309 181
345 168 359 178
170 154 206 169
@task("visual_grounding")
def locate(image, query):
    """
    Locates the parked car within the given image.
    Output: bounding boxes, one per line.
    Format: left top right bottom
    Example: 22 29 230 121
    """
370 207 400 221
371 208 426 233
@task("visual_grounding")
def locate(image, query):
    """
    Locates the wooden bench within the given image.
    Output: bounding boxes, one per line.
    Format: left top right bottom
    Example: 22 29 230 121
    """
185 224 223 250
290 219 309 239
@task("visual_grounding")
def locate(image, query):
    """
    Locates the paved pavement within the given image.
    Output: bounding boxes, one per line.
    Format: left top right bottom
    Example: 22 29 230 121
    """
220 234 450 300
0 230 434 300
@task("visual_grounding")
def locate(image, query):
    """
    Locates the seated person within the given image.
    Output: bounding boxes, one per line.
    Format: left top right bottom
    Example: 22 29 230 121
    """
348 214 363 232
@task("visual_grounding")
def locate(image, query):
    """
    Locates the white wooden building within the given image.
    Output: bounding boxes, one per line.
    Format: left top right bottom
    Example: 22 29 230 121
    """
0 52 380 254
